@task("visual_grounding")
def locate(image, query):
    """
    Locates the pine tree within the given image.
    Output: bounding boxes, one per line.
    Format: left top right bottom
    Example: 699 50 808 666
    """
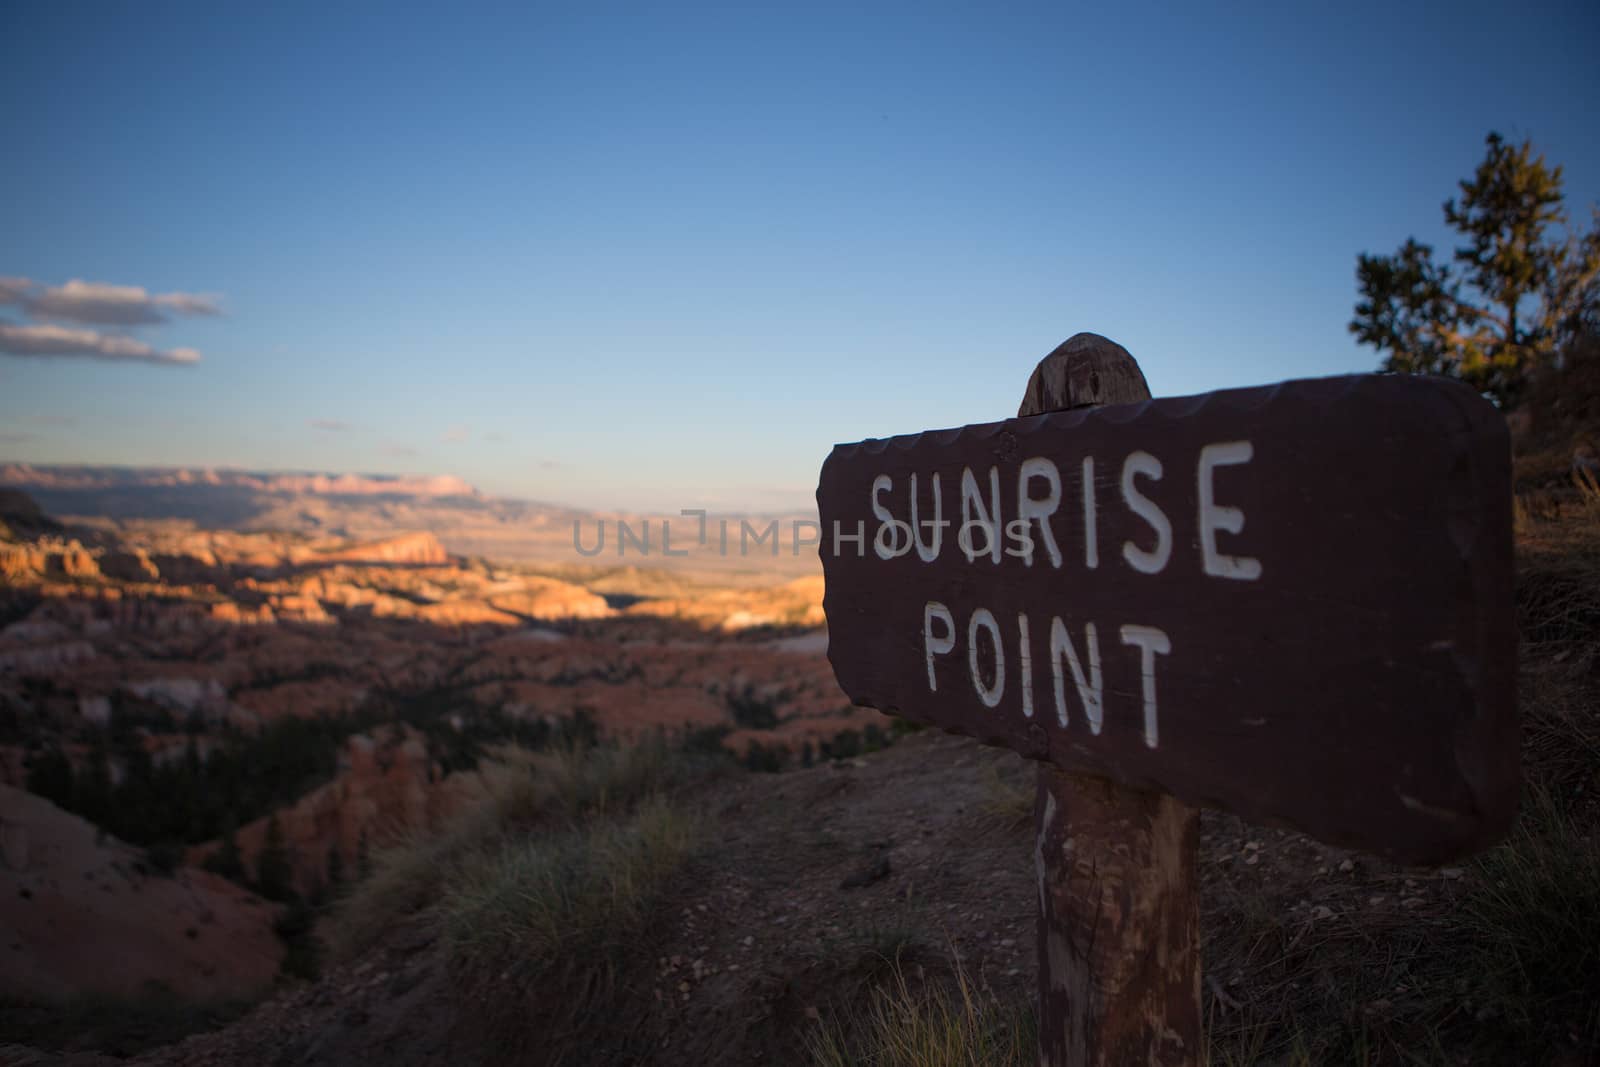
325 843 345 894
1352 132 1600 407
26 747 75 809
255 815 295 902
205 814 247 883
78 739 114 828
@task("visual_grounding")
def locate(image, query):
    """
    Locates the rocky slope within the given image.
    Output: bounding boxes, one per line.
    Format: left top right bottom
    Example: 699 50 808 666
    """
0 785 283 1001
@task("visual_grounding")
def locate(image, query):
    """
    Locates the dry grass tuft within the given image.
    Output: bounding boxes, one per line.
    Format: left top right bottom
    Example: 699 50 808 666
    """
1519 649 1600 798
808 955 1034 1067
323 736 716 964
322 821 481 963
977 758 1033 832
1513 502 1600 797
540 735 725 821
1456 786 1600 1054
324 737 711 1060
322 752 543 961
799 906 941 1002
1515 491 1600 645
440 796 695 1053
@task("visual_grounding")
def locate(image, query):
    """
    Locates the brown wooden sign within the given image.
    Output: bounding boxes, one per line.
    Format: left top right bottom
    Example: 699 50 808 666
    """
818 371 1516 865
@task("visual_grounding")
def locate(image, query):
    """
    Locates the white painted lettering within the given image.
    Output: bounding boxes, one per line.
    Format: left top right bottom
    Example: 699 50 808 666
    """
1197 441 1263 580
968 608 1004 707
1049 616 1103 733
910 473 945 562
870 476 911 559
924 601 956 691
1017 613 1034 719
1119 624 1171 748
959 466 1003 564
1120 451 1171 574
1081 457 1098 569
1016 457 1063 568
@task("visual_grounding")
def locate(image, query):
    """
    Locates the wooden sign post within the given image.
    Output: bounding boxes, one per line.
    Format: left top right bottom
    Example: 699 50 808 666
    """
815 334 1517 1066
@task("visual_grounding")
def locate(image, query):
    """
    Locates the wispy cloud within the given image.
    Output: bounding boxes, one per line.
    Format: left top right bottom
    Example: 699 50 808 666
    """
0 431 35 445
309 418 353 432
0 321 200 365
22 279 222 326
151 291 222 316
385 444 419 458
0 277 30 306
441 425 470 444
1 274 220 367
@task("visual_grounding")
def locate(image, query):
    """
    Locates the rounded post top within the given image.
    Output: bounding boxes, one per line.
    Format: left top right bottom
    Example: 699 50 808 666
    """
1019 333 1151 417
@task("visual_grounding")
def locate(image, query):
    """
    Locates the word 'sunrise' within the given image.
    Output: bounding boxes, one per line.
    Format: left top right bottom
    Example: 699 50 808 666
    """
862 442 1262 750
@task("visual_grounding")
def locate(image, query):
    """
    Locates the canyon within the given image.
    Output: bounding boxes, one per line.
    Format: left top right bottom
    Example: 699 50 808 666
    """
0 477 852 1002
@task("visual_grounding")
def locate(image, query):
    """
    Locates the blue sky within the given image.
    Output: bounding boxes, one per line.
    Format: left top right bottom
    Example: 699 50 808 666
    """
3 1 1597 511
